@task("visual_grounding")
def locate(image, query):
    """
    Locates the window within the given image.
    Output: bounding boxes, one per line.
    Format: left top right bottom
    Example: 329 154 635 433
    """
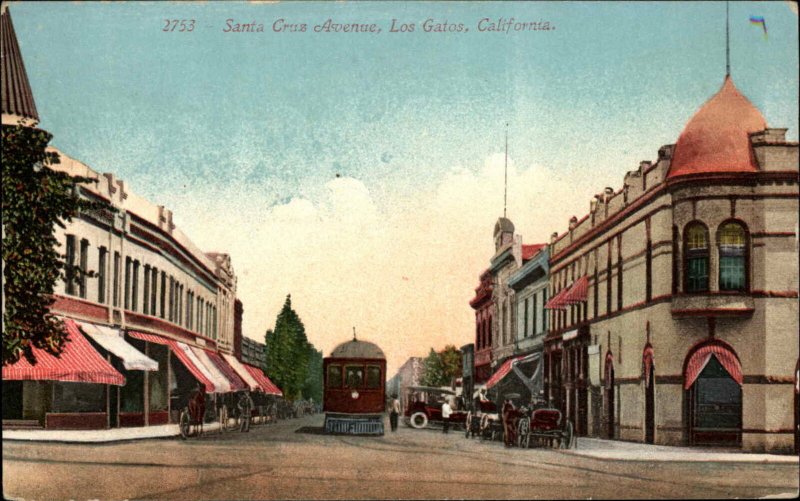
131 260 139 311
186 290 192 328
65 235 76 295
542 290 547 332
79 239 89 298
124 257 131 309
672 226 679 294
684 223 709 292
646 239 653 302
606 242 613 314
143 265 150 315
718 222 747 291
113 252 121 307
160 272 166 318
617 236 623 310
150 267 158 315
502 302 508 344
532 293 538 336
327 364 342 388
168 276 174 322
345 366 364 388
366 365 382 389
523 297 529 338
98 247 107 304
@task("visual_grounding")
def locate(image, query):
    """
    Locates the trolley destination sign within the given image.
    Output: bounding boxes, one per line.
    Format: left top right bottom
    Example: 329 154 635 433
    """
2 1 799 500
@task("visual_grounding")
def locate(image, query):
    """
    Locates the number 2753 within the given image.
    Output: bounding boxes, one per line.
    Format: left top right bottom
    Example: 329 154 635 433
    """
163 19 195 32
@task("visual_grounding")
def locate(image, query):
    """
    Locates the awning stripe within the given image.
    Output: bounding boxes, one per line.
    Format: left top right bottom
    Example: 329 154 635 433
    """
222 354 260 391
544 287 570 310
2 318 125 386
562 275 589 305
79 322 158 371
127 331 215 392
244 364 283 396
205 350 248 392
684 344 743 389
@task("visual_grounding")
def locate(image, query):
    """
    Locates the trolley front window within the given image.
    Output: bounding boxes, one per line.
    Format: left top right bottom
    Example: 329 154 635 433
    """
345 365 364 388
327 364 342 388
366 365 382 389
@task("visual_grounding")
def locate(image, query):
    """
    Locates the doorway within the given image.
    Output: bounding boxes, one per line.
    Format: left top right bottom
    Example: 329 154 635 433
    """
689 355 742 446
605 354 615 439
645 363 655 444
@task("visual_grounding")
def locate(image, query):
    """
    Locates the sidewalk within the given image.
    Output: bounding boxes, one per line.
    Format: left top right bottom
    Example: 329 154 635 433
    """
562 437 799 464
3 422 222 443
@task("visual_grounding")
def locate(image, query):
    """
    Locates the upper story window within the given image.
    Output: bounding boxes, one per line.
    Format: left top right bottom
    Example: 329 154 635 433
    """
98 247 107 304
718 221 747 291
684 222 709 292
64 235 76 296
79 239 89 299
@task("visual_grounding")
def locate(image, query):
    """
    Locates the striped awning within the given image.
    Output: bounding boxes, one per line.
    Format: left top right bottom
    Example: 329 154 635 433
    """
2 318 125 386
486 353 541 389
127 331 215 392
222 354 261 392
188 346 231 393
684 343 743 390
205 350 247 392
78 322 158 371
544 286 570 310
562 275 589 305
244 364 283 396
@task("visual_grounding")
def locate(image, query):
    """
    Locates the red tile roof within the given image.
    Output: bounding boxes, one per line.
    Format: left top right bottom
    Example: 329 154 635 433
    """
522 243 546 261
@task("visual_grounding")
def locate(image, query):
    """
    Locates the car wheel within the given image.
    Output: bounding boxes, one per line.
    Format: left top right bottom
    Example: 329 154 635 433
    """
410 412 428 429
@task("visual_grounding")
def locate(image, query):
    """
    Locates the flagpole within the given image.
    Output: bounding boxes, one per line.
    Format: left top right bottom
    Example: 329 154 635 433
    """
504 123 508 219
726 0 730 77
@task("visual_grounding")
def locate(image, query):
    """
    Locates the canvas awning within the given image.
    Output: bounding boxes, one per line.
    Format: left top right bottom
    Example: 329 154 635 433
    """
78 322 158 371
244 364 283 396
127 331 215 392
189 346 232 393
544 287 570 310
205 350 248 392
486 352 541 389
2 318 125 386
222 354 261 392
684 343 743 390
562 275 589 305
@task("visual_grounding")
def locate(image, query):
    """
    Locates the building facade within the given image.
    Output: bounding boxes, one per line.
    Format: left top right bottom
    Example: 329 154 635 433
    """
241 336 267 369
1 6 281 429
469 269 494 384
543 76 799 452
389 357 425 411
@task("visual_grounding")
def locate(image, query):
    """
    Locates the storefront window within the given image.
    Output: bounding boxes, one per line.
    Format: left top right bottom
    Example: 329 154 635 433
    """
149 344 169 412
366 365 382 389
121 370 144 413
327 364 342 388
52 382 105 413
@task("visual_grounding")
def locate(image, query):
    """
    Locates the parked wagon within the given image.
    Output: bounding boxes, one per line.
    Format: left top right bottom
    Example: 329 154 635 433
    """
516 407 574 449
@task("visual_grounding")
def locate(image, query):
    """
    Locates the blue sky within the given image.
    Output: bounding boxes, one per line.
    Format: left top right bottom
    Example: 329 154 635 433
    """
10 1 799 369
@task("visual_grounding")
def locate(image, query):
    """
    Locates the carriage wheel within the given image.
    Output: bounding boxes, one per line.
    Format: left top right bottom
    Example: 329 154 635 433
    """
464 412 472 439
410 412 428 429
179 409 191 439
516 417 530 448
561 419 574 449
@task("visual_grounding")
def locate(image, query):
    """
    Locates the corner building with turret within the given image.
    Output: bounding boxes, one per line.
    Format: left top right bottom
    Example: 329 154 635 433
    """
543 76 799 452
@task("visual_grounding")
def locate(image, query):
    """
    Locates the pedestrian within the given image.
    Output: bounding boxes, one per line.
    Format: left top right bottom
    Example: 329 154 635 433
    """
441 397 453 434
237 392 254 432
502 398 516 447
390 393 401 432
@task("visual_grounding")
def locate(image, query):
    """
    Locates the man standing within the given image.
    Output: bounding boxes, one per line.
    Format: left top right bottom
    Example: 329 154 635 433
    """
502 398 516 447
238 392 254 432
441 397 453 434
389 393 401 432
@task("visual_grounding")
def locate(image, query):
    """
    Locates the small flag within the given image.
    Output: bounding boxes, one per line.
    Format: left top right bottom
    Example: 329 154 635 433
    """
749 16 767 39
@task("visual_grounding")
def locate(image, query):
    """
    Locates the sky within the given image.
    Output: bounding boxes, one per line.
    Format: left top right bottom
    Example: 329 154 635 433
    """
10 1 799 374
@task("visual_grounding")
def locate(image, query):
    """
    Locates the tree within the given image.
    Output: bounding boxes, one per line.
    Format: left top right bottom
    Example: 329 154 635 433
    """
420 345 463 388
302 347 323 402
2 123 99 366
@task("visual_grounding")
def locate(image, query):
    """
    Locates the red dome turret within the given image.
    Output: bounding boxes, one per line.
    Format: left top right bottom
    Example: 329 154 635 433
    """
667 77 767 179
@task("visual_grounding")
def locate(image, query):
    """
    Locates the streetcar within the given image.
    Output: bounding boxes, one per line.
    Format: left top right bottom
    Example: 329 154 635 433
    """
322 334 386 435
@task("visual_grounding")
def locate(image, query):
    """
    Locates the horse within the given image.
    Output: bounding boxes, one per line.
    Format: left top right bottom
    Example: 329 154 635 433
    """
187 389 206 436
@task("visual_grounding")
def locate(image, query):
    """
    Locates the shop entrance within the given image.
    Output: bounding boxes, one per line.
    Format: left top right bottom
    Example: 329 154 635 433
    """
645 362 655 444
2 381 24 420
688 356 742 447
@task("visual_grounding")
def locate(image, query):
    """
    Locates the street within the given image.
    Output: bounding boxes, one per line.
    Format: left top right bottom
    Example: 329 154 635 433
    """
3 415 798 500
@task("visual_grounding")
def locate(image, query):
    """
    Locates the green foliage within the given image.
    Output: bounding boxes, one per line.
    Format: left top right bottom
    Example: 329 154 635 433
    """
263 294 323 401
2 123 99 366
420 345 463 388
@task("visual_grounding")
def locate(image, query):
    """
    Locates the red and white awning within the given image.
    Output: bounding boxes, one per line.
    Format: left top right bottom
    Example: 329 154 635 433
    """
222 354 261 392
684 343 743 390
78 322 158 371
485 352 539 389
2 318 125 386
562 275 589 305
205 350 248 392
544 287 570 310
244 364 283 396
128 331 215 392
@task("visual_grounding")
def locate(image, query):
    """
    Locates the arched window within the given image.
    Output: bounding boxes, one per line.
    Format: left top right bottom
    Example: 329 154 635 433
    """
718 221 747 291
684 223 709 292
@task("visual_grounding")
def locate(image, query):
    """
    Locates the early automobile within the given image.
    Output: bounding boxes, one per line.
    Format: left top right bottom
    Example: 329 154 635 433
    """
403 386 468 430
